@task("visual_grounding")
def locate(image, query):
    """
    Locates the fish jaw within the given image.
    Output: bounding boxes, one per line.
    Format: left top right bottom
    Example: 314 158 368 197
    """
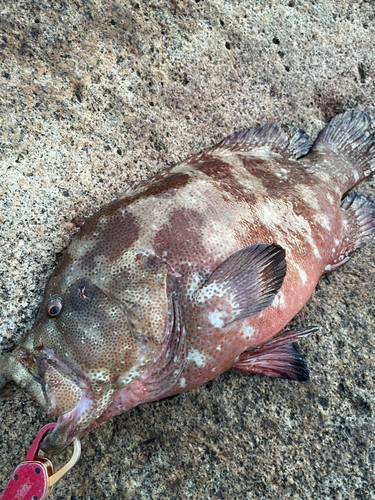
23 339 163 454
1 344 122 455
0 347 91 446
40 386 97 455
40 373 152 454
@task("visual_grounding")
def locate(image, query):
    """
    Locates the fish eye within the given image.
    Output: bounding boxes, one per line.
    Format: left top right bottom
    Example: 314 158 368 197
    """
47 298 63 317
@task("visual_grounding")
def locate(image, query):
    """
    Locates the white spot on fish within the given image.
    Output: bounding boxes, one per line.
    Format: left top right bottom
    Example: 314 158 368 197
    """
305 234 322 259
294 265 307 285
327 193 334 204
313 213 331 230
180 377 186 388
242 325 255 340
316 171 331 183
195 282 227 303
210 151 268 195
272 290 286 309
189 349 207 367
313 247 322 259
295 185 320 211
208 310 225 328
254 197 321 259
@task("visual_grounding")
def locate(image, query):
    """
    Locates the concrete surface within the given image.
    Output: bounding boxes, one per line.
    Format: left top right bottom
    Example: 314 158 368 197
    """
0 0 374 498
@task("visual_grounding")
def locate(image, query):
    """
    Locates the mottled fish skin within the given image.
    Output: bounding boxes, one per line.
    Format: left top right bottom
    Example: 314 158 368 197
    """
1 111 375 454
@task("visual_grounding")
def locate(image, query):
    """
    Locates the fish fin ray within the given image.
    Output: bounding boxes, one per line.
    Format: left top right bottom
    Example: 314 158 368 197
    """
233 327 317 381
194 244 286 327
312 110 375 182
208 124 312 160
325 192 375 272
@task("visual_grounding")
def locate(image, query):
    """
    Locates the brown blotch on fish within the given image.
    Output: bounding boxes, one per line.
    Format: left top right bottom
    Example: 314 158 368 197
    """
154 208 210 271
76 204 140 271
126 171 191 203
197 155 257 204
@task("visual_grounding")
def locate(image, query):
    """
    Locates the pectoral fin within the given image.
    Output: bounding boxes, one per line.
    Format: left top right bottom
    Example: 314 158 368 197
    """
194 243 286 327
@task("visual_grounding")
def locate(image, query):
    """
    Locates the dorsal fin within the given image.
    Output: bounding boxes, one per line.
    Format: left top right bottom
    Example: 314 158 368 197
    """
311 110 375 186
208 123 312 160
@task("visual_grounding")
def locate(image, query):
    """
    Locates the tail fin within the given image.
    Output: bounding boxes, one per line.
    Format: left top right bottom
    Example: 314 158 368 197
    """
311 110 375 192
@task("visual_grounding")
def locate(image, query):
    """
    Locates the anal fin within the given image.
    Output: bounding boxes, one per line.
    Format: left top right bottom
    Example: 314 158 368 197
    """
325 192 375 272
233 327 318 382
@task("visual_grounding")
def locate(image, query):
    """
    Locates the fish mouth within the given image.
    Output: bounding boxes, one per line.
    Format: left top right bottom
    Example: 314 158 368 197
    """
0 346 96 455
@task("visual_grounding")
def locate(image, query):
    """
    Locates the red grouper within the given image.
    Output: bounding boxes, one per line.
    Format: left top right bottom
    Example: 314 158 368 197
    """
1 110 375 455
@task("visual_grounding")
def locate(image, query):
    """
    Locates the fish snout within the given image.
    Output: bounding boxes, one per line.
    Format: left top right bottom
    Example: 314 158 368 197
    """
0 351 48 410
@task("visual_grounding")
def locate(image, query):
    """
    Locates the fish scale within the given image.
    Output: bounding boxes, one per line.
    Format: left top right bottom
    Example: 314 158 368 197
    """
1 110 375 457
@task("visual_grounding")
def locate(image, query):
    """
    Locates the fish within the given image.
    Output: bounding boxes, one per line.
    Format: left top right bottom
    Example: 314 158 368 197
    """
1 110 375 456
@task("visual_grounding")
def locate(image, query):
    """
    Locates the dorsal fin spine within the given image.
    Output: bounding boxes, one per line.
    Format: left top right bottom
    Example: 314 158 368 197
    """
311 110 375 192
209 123 312 160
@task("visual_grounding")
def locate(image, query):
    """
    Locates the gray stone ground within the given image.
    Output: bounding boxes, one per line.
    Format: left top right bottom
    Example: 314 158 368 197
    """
0 0 374 498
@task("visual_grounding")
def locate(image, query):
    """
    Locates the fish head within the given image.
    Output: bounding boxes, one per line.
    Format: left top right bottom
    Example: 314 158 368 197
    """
1 248 172 454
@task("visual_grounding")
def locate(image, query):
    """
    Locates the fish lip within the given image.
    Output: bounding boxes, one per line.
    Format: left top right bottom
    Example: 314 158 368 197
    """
33 345 88 386
12 347 44 388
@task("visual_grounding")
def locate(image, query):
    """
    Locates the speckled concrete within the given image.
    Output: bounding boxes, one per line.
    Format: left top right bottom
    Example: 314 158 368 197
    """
0 1 374 498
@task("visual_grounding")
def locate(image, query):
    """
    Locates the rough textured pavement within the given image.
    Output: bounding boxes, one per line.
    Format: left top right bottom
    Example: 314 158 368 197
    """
0 1 374 498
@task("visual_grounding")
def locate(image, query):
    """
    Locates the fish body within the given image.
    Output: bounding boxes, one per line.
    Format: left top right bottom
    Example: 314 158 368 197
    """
1 111 375 454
